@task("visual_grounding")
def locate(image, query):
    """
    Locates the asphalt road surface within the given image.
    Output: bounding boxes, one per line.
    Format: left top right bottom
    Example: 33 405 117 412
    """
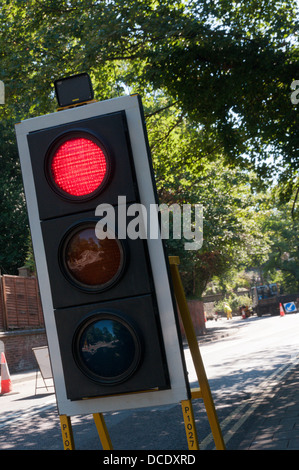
0 313 298 451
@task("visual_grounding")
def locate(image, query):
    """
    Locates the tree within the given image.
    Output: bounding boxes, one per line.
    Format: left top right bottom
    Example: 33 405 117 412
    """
0 118 29 273
1 0 298 188
257 193 299 292
0 0 298 278
141 94 272 296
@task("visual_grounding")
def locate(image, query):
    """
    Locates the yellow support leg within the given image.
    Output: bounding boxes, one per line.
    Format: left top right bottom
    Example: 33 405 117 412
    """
60 415 75 450
169 256 225 450
93 413 113 450
181 399 200 450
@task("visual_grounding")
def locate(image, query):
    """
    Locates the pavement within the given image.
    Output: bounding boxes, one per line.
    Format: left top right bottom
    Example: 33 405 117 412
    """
237 362 299 450
5 317 299 451
199 317 299 450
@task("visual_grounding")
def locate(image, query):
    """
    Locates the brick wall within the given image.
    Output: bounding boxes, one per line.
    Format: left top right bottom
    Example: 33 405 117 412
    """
178 299 206 341
0 329 47 373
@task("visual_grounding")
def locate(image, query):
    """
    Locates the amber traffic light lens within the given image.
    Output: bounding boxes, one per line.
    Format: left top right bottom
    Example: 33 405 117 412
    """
62 224 124 290
50 136 108 197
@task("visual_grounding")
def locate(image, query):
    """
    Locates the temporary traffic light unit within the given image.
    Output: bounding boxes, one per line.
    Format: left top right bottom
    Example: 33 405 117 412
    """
15 94 190 416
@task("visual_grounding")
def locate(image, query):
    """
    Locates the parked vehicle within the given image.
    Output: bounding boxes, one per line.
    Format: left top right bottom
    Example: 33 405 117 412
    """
251 283 299 317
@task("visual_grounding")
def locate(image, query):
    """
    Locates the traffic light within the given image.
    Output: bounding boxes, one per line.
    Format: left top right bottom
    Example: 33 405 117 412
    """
15 95 190 415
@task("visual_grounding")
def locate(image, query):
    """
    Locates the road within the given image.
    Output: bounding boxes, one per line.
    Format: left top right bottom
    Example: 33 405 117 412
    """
0 313 298 450
190 313 299 449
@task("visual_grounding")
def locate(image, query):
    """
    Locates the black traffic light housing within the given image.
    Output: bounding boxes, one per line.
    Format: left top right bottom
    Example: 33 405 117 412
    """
15 94 190 415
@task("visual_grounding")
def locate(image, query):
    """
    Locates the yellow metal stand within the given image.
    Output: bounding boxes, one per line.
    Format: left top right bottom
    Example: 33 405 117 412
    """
181 399 199 449
169 256 225 450
93 413 113 450
60 415 75 450
58 255 225 450
59 412 113 450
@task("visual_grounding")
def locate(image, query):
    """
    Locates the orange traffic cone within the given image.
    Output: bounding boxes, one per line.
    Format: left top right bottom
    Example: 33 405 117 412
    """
279 303 285 317
1 352 12 394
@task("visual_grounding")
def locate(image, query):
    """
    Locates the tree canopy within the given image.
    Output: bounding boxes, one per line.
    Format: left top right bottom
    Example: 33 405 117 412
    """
1 0 298 186
0 0 298 294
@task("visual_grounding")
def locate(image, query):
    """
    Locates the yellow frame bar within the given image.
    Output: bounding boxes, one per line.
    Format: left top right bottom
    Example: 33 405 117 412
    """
169 256 225 450
93 413 113 450
59 415 75 450
181 399 200 450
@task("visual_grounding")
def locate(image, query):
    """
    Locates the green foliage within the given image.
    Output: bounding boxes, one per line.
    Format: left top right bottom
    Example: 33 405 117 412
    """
0 118 29 274
257 194 299 292
1 0 298 187
0 0 298 292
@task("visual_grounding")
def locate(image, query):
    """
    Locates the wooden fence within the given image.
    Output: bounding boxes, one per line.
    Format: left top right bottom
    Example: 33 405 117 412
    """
0 275 44 330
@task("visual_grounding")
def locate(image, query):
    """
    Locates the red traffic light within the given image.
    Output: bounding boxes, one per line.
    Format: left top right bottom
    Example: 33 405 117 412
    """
49 134 109 197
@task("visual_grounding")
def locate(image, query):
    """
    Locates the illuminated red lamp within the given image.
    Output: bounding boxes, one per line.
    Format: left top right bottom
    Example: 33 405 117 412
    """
49 135 109 197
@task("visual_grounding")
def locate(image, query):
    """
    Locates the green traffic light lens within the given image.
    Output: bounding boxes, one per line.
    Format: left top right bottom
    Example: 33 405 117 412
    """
75 314 142 384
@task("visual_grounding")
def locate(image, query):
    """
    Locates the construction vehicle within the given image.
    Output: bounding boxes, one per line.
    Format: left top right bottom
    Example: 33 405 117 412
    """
251 283 299 317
